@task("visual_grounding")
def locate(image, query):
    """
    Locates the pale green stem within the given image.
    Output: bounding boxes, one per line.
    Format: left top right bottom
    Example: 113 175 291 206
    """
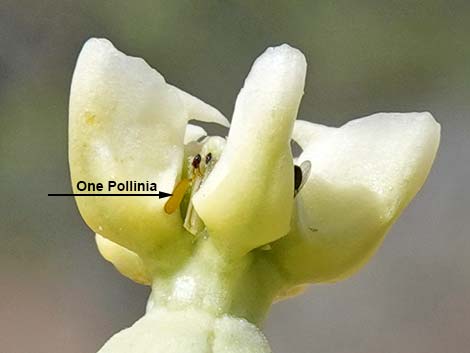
147 236 284 326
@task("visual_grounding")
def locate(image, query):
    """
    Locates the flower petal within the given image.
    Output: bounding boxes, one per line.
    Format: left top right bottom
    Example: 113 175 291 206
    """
69 38 188 255
95 234 151 285
271 113 440 284
172 86 230 127
192 44 307 256
184 124 207 144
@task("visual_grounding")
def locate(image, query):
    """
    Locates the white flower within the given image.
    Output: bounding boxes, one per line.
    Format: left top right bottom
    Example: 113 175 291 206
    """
69 38 440 353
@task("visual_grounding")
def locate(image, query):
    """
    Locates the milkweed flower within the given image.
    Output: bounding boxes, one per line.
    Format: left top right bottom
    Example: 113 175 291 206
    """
69 38 440 353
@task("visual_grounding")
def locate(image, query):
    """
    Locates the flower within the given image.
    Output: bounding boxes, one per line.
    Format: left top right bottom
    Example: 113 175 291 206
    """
69 38 440 353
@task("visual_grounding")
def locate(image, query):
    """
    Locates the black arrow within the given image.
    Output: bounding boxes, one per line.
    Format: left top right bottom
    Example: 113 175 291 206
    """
48 191 173 199
157 191 172 199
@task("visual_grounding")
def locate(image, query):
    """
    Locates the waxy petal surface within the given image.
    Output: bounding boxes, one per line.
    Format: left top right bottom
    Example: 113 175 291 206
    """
96 234 151 285
184 124 207 144
193 44 307 255
172 86 230 127
69 39 226 256
271 113 440 284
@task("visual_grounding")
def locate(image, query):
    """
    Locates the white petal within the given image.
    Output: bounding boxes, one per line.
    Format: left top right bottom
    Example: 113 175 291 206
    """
271 113 440 284
172 86 230 127
291 120 330 150
69 38 186 255
193 44 307 256
184 124 207 144
95 234 151 285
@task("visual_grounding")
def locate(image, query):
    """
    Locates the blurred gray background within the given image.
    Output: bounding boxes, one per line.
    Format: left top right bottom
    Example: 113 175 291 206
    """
1 1 469 352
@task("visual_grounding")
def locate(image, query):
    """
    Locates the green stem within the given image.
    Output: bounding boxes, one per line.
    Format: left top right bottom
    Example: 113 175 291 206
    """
147 236 284 326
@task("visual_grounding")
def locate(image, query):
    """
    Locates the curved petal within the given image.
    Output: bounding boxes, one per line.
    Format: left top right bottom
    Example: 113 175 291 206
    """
271 113 440 284
69 38 187 255
192 44 307 256
184 124 207 144
289 119 330 150
96 234 151 285
171 86 230 127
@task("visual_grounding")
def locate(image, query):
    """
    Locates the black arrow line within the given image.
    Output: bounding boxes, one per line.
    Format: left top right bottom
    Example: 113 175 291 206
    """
48 191 172 199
